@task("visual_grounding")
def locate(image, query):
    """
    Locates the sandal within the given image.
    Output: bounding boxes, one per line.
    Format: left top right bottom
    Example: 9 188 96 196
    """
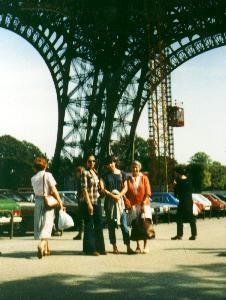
37 245 44 259
113 248 120 254
135 248 141 254
44 250 51 256
143 247 150 254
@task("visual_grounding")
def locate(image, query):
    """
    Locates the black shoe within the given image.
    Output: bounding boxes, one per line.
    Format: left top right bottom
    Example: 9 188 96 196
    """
171 236 182 240
73 234 82 240
189 236 196 240
127 248 136 255
84 251 100 256
99 251 107 255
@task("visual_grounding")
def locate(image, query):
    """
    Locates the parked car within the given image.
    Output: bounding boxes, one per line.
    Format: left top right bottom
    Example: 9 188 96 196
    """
215 194 226 203
0 193 22 235
0 189 79 234
0 190 35 234
202 193 226 210
151 192 179 216
192 194 212 211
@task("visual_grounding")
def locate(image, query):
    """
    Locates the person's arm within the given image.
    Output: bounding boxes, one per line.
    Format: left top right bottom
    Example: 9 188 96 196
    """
143 176 151 205
108 180 128 203
82 189 94 215
50 185 64 209
81 171 93 215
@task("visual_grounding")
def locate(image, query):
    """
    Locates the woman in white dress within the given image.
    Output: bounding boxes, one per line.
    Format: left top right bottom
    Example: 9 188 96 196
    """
31 157 63 259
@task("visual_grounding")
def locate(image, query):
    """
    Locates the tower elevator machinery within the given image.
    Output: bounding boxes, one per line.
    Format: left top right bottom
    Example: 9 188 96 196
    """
145 1 185 192
148 61 184 192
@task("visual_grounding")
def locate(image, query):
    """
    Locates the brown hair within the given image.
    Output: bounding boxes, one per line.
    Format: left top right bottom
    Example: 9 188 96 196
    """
34 157 48 171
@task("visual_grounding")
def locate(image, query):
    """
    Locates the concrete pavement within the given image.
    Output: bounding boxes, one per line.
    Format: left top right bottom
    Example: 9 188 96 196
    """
0 218 226 300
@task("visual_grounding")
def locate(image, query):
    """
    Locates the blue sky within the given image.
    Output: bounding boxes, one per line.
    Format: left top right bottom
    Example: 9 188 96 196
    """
0 28 226 164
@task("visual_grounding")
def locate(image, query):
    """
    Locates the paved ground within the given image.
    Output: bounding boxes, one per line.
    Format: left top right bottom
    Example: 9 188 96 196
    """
0 218 226 300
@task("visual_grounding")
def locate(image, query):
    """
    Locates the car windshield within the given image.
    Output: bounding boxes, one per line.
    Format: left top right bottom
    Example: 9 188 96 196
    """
0 193 9 199
59 193 78 204
58 192 78 203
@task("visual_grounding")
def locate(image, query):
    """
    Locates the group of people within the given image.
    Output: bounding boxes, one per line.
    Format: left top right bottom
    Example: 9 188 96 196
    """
30 155 197 259
31 154 153 258
79 154 153 255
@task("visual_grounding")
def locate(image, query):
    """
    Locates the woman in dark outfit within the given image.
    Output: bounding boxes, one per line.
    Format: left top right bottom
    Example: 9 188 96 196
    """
101 155 134 254
171 166 197 240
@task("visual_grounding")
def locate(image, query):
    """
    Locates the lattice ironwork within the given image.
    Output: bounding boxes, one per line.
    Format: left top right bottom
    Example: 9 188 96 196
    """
0 0 225 181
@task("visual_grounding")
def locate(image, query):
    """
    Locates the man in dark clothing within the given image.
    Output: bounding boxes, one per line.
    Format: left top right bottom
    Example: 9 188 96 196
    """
171 166 197 240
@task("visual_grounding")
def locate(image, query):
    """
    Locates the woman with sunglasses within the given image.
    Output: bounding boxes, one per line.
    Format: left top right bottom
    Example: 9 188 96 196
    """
80 154 106 255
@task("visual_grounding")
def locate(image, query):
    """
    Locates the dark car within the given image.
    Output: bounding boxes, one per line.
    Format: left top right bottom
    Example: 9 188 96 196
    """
0 190 35 234
0 193 22 236
215 194 226 203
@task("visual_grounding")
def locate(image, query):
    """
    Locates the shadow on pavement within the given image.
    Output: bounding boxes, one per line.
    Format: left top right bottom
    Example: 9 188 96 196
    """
0 250 83 259
165 247 226 256
0 263 226 300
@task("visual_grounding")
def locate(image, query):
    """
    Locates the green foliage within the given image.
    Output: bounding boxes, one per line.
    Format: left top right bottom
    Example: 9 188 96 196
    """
187 152 212 192
189 152 212 165
110 135 150 171
209 161 226 190
0 135 44 189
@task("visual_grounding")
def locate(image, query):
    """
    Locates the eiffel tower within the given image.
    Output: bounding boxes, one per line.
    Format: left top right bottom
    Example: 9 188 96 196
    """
0 0 225 188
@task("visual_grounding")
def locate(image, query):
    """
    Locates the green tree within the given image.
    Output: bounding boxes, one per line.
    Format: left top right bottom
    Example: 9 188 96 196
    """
110 135 150 171
49 156 76 190
209 161 226 190
0 135 44 189
187 152 212 192
189 152 212 165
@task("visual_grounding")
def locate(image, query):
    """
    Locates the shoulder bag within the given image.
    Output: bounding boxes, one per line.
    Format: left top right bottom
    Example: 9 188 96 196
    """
43 173 59 209
130 207 155 241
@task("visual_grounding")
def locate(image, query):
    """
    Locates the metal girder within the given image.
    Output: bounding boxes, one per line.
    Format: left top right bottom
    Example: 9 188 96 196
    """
0 0 225 179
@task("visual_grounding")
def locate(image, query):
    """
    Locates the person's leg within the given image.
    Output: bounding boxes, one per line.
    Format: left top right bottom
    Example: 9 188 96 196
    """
73 203 84 240
82 203 96 254
190 217 197 239
177 219 183 237
172 217 183 240
135 241 141 253
143 239 149 253
93 203 106 254
37 238 46 259
52 208 62 236
44 239 50 256
120 211 134 254
106 217 118 253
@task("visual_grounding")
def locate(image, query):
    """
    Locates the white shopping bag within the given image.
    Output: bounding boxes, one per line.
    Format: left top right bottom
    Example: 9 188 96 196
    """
58 209 74 230
193 203 200 216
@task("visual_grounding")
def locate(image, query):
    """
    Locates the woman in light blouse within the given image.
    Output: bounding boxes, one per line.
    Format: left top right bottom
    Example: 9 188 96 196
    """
126 160 152 254
31 157 63 259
